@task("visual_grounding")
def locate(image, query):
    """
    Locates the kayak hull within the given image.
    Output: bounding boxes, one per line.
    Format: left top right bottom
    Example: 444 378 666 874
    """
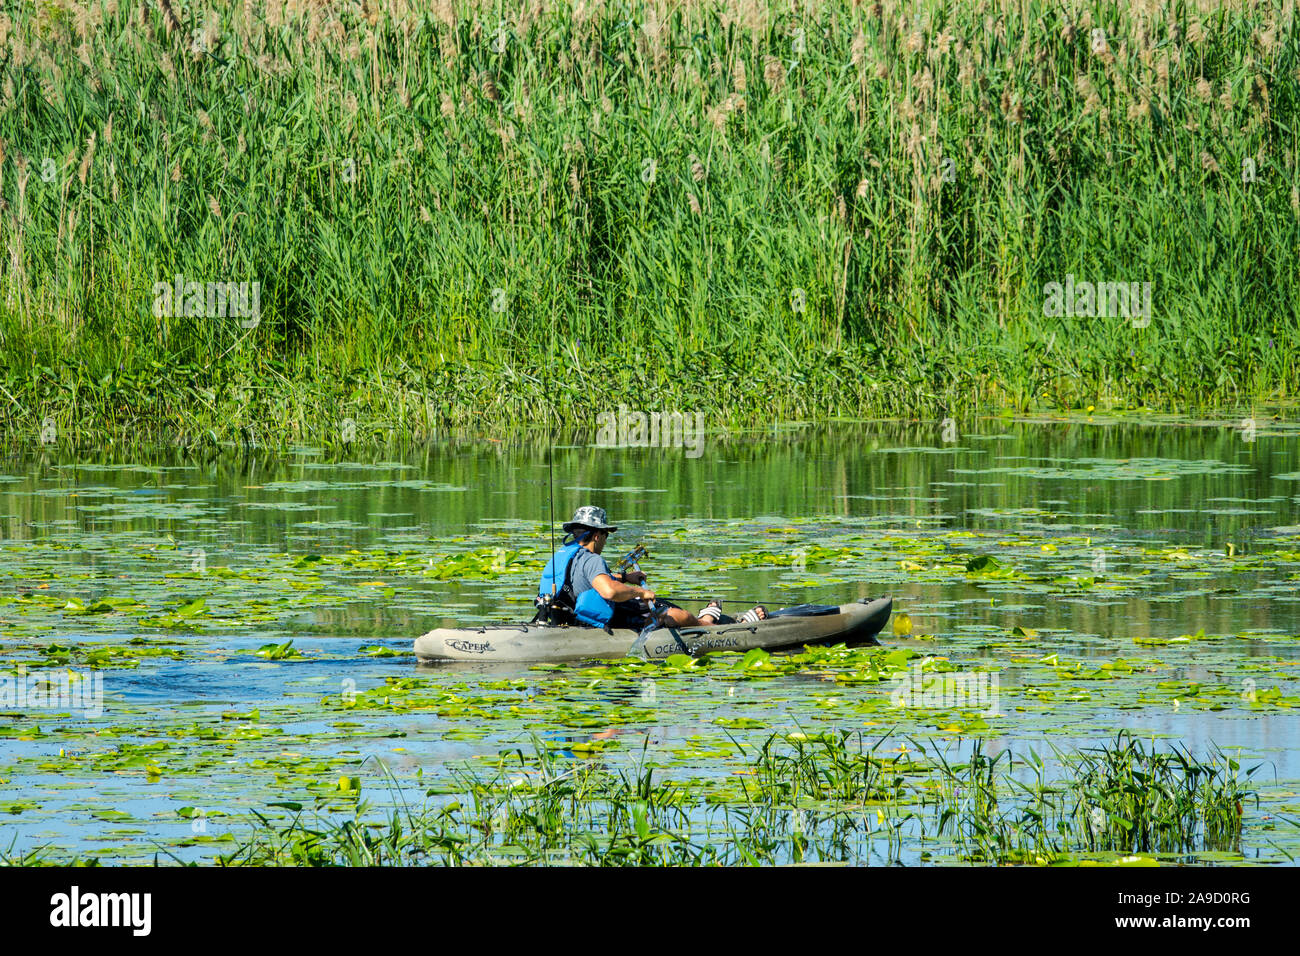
413 597 893 663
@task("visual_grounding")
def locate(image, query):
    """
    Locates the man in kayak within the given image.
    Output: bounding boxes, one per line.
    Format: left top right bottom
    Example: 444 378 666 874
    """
536 505 766 630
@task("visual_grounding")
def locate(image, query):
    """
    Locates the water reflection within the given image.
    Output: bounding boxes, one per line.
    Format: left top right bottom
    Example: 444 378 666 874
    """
1 419 1297 861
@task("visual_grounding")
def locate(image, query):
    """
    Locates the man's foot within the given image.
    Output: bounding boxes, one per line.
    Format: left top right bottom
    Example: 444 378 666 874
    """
697 600 725 624
736 606 768 624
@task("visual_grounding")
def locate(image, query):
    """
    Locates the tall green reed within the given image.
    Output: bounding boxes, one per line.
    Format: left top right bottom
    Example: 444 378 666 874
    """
1 1 1295 442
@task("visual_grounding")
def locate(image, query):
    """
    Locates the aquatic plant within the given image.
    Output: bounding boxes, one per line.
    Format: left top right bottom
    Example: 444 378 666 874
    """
206 730 1265 866
1 1 1297 444
1063 733 1259 855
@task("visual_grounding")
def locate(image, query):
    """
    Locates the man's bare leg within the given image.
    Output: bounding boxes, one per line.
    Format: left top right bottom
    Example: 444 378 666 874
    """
657 606 704 627
648 603 768 629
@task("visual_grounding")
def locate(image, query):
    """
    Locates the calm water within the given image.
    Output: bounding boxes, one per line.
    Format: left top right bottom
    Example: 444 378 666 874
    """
1 416 1298 862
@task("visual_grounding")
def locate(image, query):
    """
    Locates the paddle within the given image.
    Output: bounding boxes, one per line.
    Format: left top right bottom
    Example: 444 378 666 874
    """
627 601 689 659
617 547 766 654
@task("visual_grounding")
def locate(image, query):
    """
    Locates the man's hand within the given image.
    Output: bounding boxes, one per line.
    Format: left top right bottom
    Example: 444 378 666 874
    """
592 574 654 604
624 569 647 586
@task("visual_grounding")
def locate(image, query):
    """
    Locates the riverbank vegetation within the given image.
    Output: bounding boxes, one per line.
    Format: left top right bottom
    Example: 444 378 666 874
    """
1 0 1297 444
0 731 1264 866
181 733 1264 865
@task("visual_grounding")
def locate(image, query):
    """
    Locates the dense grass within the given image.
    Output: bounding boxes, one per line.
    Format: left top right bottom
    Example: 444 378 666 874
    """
119 732 1268 865
1 0 1297 443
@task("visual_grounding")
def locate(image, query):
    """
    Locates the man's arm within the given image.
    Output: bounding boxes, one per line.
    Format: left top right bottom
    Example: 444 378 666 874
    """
591 572 654 603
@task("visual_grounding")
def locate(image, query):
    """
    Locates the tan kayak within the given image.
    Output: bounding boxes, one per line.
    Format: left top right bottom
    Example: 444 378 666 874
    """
414 597 893 663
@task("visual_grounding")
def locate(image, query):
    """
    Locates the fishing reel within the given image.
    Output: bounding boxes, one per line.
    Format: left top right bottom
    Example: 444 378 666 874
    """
532 592 575 626
616 543 649 581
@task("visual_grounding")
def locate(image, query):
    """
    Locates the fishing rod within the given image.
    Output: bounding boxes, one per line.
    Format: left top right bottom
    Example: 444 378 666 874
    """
538 318 558 621
547 425 556 597
614 543 766 606
667 597 772 604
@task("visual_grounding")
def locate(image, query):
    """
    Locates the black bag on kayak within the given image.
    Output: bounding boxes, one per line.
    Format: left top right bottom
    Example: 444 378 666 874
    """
532 546 580 626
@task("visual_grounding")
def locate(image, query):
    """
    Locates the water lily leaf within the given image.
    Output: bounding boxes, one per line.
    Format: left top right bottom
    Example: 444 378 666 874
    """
255 641 304 660
714 717 767 729
176 598 206 617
